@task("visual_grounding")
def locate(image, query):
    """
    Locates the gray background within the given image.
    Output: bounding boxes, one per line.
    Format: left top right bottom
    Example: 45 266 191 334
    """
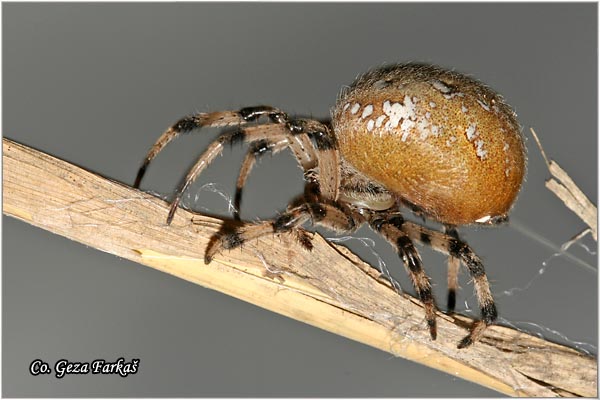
3 3 597 397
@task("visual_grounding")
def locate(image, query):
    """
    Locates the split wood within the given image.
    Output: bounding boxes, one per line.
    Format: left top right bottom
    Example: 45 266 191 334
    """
530 128 597 241
3 138 596 397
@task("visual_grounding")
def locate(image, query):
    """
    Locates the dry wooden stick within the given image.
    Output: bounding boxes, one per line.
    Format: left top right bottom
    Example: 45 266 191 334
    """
530 128 597 241
3 138 596 397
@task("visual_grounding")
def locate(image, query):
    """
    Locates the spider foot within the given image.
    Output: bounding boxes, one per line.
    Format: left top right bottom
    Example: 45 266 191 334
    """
427 317 437 341
421 299 438 341
457 302 497 348
457 321 486 349
292 228 314 251
457 336 473 349
204 229 246 264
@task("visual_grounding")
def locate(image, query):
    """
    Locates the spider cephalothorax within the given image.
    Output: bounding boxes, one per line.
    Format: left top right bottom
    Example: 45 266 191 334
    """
134 62 526 348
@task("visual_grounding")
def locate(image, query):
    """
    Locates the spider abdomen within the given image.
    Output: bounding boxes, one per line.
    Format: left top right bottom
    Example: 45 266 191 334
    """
333 63 526 225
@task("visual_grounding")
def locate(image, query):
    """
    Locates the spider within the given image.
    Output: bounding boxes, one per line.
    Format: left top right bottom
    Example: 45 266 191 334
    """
133 63 526 348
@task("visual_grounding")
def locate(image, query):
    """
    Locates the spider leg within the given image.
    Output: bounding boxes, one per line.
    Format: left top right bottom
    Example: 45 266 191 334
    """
166 124 293 224
445 226 461 313
233 132 320 220
233 118 340 219
134 106 288 188
287 119 341 201
205 201 359 264
368 214 438 340
400 221 498 348
234 138 289 220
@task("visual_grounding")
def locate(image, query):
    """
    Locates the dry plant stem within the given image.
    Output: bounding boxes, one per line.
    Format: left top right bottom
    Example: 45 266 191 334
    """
3 138 596 397
530 128 598 241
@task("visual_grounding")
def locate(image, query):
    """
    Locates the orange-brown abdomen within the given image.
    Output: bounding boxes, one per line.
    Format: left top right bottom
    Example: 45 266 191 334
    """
333 63 526 225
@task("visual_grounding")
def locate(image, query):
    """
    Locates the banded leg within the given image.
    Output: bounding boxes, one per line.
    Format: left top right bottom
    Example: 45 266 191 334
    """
401 221 498 348
445 226 461 313
287 119 340 201
234 118 341 219
234 132 320 220
369 214 438 340
234 138 289 220
165 124 294 224
134 106 288 188
205 202 359 264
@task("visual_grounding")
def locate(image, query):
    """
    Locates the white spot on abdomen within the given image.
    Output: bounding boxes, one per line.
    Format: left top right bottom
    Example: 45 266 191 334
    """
366 119 375 131
431 80 451 93
477 99 491 111
361 104 373 119
475 139 487 159
383 96 417 131
401 130 410 142
351 103 360 114
375 115 386 128
400 119 416 131
466 123 478 140
417 118 430 140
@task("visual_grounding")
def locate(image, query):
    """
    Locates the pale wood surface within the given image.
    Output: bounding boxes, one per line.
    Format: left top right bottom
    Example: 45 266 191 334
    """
3 138 597 397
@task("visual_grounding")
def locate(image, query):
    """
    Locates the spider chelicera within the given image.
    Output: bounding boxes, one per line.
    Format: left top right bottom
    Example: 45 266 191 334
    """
134 63 526 348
